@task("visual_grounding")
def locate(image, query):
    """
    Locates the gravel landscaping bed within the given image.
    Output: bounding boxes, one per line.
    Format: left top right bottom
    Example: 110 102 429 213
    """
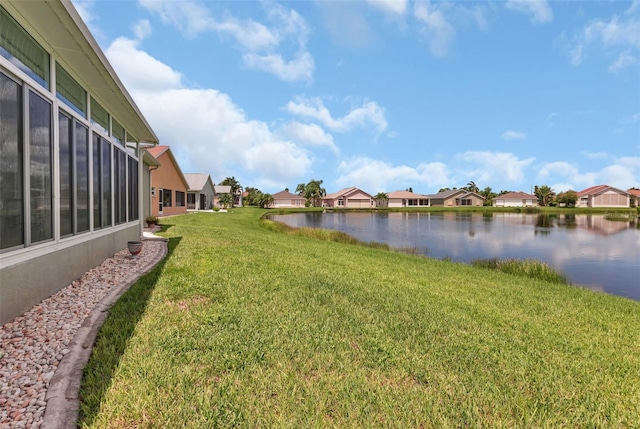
0 239 167 429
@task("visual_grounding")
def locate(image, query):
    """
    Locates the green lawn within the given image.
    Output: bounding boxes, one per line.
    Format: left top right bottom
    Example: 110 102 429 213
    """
80 208 640 428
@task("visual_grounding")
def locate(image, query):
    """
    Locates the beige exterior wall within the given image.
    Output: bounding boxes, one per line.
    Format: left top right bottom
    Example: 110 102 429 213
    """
150 152 188 217
0 225 138 325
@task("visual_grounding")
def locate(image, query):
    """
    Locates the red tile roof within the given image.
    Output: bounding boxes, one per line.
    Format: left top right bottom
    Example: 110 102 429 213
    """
628 189 640 197
146 145 169 158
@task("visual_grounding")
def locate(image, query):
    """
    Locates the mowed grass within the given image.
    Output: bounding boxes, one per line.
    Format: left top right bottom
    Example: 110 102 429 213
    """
79 208 640 428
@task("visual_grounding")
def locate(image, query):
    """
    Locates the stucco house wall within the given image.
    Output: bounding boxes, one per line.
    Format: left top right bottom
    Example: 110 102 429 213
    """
148 146 189 217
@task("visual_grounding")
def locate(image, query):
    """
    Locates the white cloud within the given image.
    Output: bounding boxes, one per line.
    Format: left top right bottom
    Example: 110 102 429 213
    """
565 2 640 71
501 130 527 140
536 158 639 190
285 97 388 134
140 0 314 82
106 38 183 91
105 37 312 189
280 122 338 153
242 51 314 82
367 0 408 16
456 151 535 185
335 157 451 193
608 51 638 73
414 0 456 57
132 19 153 41
505 0 553 24
139 0 213 38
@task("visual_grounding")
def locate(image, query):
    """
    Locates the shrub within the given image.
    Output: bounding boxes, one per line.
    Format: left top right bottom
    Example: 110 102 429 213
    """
472 258 569 285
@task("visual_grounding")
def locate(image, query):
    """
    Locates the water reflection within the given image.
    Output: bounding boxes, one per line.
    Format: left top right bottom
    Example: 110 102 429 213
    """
270 212 640 301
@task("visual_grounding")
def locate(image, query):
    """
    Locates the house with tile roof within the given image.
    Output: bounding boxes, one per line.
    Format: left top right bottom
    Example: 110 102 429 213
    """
386 190 430 208
323 187 376 208
272 190 307 208
185 173 215 210
0 1 158 324
576 185 631 208
426 189 485 207
147 146 189 217
493 191 538 207
627 189 640 207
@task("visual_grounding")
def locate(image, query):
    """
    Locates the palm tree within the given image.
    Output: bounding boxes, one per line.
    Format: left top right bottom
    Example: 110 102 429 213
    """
301 179 326 207
258 193 274 208
220 176 243 207
374 192 389 207
466 181 479 193
534 185 555 207
217 193 233 209
480 186 496 206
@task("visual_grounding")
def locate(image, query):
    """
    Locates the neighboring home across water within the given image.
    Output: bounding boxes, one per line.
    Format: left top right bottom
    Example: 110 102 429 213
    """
577 185 631 208
185 173 215 210
147 146 189 217
386 190 430 208
427 189 485 207
493 191 538 207
0 1 159 324
323 187 376 208
627 189 640 207
272 190 307 208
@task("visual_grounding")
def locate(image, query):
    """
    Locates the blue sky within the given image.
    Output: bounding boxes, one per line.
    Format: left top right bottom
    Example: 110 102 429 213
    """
74 0 639 195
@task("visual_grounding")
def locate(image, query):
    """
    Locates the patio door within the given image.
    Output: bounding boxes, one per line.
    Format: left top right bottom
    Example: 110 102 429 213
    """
158 189 164 214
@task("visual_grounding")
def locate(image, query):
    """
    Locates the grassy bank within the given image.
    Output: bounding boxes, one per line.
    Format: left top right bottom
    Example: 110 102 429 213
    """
79 208 640 428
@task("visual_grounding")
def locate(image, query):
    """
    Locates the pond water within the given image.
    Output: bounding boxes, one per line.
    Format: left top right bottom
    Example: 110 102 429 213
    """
270 212 640 301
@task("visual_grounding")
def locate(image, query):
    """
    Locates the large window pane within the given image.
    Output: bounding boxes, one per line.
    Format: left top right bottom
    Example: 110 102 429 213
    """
90 97 108 134
128 157 138 221
76 122 89 232
0 72 24 249
58 111 73 236
92 133 101 229
114 149 126 224
163 189 172 208
29 90 52 243
56 63 86 117
101 138 111 227
0 6 50 89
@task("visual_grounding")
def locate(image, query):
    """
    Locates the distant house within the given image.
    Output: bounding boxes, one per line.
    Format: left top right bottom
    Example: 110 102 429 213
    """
272 190 306 208
323 187 375 208
147 146 189 217
386 190 430 208
627 189 640 207
427 189 485 207
185 173 215 210
493 191 538 207
577 185 630 208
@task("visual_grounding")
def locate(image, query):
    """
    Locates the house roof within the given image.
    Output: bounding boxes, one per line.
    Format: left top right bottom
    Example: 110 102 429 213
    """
184 173 212 191
214 185 232 194
387 190 427 199
496 191 537 200
146 145 189 188
3 1 158 144
324 187 374 200
577 185 630 197
426 189 485 200
628 189 640 197
273 190 305 199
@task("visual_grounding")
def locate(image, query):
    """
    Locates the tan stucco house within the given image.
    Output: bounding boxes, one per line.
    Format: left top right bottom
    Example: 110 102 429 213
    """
272 190 306 208
147 146 189 217
0 1 158 324
323 187 375 208
386 190 430 208
493 191 538 207
577 185 630 208
427 189 485 207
